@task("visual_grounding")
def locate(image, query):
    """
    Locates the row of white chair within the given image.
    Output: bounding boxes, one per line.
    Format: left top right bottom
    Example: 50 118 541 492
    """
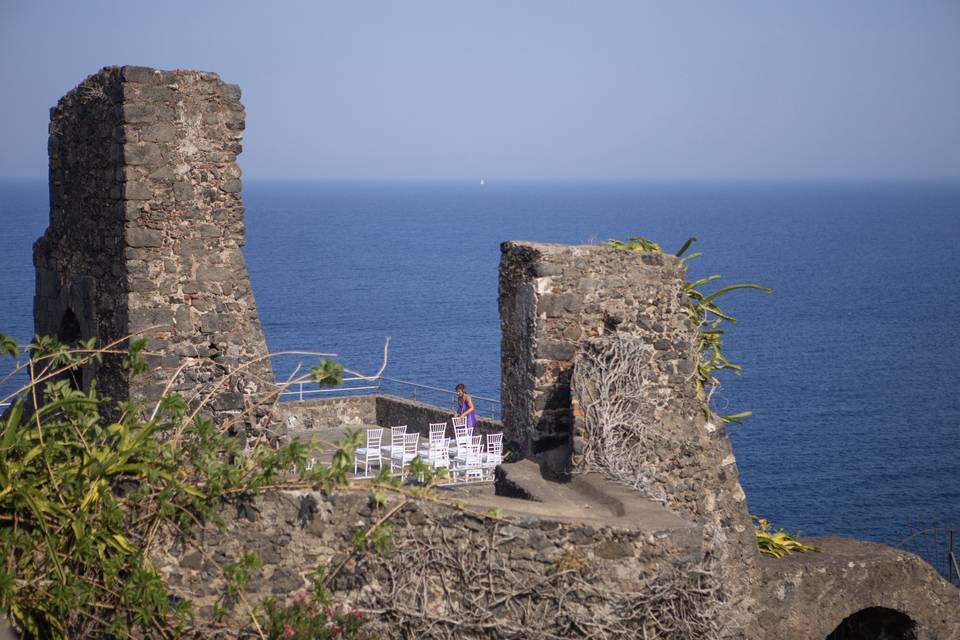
353 422 503 483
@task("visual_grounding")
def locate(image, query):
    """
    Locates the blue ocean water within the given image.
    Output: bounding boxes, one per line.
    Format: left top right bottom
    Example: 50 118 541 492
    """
1 178 958 551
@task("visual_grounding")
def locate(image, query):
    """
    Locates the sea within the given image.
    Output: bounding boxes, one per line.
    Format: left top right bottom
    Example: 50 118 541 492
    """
1 178 958 564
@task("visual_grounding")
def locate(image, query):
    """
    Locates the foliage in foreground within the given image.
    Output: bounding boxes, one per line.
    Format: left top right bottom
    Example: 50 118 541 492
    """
608 235 771 423
752 515 821 558
261 568 370 640
0 333 370 638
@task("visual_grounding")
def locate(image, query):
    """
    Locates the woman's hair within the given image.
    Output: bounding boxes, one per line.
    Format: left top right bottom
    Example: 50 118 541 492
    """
455 383 466 392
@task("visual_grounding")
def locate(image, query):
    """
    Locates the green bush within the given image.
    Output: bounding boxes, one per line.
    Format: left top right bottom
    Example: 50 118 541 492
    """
0 333 364 638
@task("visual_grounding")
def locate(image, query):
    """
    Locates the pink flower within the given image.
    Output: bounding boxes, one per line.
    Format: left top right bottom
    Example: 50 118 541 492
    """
282 623 296 639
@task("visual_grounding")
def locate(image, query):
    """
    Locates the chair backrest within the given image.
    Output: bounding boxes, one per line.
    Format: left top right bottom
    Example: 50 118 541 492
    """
390 425 407 448
366 427 383 448
428 422 447 439
451 415 467 429
427 439 449 464
486 432 503 461
428 425 446 448
454 425 470 446
463 441 482 466
403 433 420 455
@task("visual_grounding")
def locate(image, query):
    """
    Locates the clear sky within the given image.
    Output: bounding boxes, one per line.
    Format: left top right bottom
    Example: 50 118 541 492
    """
1 0 958 180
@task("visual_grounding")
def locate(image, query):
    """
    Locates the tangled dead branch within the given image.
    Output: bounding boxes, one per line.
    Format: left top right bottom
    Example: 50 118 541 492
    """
352 519 723 640
572 337 669 502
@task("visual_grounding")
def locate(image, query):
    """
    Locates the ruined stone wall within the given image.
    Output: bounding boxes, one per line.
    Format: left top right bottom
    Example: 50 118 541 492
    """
498 241 760 633
35 67 128 401
374 395 501 437
756 537 960 640
499 241 695 466
271 394 501 437
35 66 273 425
272 395 378 432
155 489 721 639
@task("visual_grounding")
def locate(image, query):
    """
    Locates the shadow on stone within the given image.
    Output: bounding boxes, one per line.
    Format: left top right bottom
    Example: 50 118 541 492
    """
825 606 917 640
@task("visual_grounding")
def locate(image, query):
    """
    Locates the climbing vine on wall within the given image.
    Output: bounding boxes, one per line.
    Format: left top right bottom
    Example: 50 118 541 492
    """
608 235 771 424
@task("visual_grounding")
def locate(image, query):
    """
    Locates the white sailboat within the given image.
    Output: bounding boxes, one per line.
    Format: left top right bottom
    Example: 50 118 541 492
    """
480 178 485 186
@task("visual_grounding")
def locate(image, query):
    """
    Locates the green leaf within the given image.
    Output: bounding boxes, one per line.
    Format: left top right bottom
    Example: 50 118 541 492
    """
702 283 772 304
720 411 753 424
310 359 344 388
674 236 698 258
0 334 19 358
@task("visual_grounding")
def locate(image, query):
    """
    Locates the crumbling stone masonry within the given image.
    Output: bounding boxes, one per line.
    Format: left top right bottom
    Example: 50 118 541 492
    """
499 241 695 466
499 241 760 630
34 66 273 424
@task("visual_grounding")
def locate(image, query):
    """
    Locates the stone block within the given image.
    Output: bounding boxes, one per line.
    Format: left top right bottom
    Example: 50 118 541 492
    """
196 266 231 282
121 103 156 124
539 293 581 317
142 122 176 143
123 180 153 200
533 261 562 277
123 142 163 165
595 540 634 560
173 180 195 202
536 341 576 361
199 314 221 333
120 66 158 84
126 226 164 248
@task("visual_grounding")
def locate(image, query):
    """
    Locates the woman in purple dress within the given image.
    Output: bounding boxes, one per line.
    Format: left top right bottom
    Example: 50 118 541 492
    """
454 383 477 430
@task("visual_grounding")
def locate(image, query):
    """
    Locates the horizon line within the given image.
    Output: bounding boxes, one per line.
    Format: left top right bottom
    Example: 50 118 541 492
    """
2 175 960 184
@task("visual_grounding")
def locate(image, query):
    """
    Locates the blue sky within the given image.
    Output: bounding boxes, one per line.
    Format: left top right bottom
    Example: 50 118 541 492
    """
1 0 958 180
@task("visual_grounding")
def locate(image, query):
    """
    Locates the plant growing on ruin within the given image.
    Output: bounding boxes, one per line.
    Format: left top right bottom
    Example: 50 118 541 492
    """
0 332 366 639
608 235 771 424
752 516 821 557
259 566 370 640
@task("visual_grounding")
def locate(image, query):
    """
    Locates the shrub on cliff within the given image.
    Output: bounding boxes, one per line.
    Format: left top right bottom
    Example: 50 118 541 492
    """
0 333 369 639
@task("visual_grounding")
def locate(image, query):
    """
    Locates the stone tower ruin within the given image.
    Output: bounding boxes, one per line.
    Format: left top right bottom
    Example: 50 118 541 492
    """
34 66 273 423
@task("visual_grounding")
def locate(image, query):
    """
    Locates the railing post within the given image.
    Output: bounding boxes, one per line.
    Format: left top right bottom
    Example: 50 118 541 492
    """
299 383 303 402
950 530 956 584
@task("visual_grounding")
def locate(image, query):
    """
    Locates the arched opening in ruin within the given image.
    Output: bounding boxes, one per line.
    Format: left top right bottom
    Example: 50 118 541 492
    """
826 606 917 640
57 308 84 391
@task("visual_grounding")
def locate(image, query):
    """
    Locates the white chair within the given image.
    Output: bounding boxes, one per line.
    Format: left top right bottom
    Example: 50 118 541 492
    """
454 434 483 465
390 433 420 477
450 425 472 458
482 432 503 480
426 439 450 477
451 415 467 430
354 427 384 477
454 439 484 483
420 421 448 456
381 425 407 458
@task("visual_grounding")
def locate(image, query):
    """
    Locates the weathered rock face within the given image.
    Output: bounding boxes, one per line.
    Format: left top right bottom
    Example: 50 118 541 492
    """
35 66 273 424
155 487 723 639
499 241 694 467
499 241 760 633
756 536 960 640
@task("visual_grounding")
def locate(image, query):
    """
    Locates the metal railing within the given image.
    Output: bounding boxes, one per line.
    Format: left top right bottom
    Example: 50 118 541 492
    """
0 362 501 420
275 374 501 420
896 524 960 587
